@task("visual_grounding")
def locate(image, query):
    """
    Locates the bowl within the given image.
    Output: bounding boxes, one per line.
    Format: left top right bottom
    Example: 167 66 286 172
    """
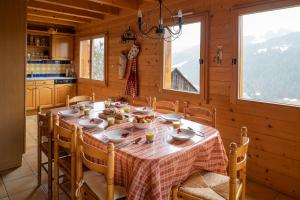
168 128 195 141
78 118 103 129
58 109 80 118
134 107 153 114
161 113 183 122
133 121 152 129
103 130 132 143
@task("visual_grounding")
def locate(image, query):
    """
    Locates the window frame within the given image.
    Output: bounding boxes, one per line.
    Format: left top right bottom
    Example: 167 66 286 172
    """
79 33 108 86
160 12 209 103
231 0 300 108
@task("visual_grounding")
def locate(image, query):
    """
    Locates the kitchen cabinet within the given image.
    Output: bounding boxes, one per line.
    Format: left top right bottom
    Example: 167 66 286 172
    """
25 81 76 110
54 84 76 106
36 84 55 108
51 34 74 60
26 85 36 110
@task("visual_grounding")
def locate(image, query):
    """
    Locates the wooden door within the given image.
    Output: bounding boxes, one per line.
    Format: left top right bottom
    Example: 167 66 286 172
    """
36 85 55 108
52 35 73 60
26 86 36 110
54 84 76 106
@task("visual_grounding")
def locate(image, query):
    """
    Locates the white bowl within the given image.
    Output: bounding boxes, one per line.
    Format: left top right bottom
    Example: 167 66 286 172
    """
103 130 132 143
133 121 152 129
134 107 153 114
168 128 195 141
161 114 183 122
58 109 80 118
78 118 103 129
111 102 128 108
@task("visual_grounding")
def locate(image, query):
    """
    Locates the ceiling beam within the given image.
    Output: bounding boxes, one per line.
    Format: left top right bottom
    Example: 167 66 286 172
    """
27 8 92 23
88 0 138 10
27 0 104 20
27 15 79 27
34 0 119 15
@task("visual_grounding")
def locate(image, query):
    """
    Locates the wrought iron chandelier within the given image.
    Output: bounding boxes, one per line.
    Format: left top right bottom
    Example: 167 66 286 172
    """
137 0 183 41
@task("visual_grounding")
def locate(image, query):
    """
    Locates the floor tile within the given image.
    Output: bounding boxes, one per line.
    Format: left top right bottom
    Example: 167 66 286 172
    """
9 187 46 200
0 182 7 199
245 180 279 200
274 194 296 200
1 160 34 182
3 175 39 196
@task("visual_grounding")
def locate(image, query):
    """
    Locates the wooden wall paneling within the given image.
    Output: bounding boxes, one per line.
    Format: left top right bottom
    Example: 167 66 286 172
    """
74 0 300 198
0 0 26 170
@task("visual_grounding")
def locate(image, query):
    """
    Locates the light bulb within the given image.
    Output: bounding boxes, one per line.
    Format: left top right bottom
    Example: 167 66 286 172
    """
138 9 143 18
178 10 183 18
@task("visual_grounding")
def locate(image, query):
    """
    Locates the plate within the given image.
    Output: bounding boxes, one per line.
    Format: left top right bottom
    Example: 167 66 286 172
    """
161 114 183 122
134 107 153 114
168 128 195 141
111 102 128 108
58 109 80 118
78 118 104 129
103 130 132 143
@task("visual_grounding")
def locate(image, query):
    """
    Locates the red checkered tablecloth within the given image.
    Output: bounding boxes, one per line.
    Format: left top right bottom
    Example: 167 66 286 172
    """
51 105 228 200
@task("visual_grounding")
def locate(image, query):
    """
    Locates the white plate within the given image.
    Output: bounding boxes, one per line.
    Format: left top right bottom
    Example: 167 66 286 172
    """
103 130 132 143
78 118 104 129
134 107 153 114
168 128 195 141
161 114 183 122
58 109 80 118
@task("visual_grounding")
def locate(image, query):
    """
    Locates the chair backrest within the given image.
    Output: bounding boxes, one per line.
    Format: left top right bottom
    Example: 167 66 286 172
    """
76 128 115 200
152 97 179 114
132 96 152 107
228 127 249 200
183 102 217 128
66 93 95 107
37 106 53 138
54 115 77 153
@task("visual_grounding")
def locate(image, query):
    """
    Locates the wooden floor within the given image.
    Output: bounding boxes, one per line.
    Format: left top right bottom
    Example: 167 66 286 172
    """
0 115 296 200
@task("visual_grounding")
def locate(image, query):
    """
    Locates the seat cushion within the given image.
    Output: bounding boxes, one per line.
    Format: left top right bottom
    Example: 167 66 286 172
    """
179 172 239 200
83 170 126 200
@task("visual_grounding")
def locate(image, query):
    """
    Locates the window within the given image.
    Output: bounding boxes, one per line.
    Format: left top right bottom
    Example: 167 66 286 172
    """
237 6 300 106
80 35 107 82
163 21 205 94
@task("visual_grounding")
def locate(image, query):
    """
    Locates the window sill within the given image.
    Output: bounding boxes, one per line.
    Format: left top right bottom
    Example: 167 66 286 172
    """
78 78 107 86
236 97 300 109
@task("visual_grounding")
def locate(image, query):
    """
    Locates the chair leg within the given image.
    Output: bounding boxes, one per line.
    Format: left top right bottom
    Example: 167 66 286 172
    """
54 142 59 200
48 140 53 200
37 134 42 186
172 187 178 200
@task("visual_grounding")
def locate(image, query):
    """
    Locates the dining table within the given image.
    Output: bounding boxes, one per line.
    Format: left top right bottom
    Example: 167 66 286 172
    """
50 102 228 200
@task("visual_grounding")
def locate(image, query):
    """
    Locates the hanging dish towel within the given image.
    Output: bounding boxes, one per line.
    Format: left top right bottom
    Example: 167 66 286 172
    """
125 44 140 97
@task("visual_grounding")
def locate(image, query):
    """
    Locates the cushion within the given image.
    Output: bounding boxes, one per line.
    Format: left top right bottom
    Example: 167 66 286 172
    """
83 170 126 200
179 172 240 200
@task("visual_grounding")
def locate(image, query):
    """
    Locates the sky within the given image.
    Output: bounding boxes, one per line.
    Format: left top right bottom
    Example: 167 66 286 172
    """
242 6 300 41
171 22 201 53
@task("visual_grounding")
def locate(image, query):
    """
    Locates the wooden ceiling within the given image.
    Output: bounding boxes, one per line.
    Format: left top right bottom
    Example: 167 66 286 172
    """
26 0 141 27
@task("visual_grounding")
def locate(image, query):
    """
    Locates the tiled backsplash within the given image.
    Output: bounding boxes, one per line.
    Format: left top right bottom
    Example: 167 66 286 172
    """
26 60 71 75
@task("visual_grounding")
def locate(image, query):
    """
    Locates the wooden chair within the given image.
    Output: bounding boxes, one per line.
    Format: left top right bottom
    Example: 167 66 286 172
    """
53 115 77 200
183 102 217 128
131 96 152 107
172 127 250 200
66 92 95 107
75 128 126 200
152 97 179 114
37 106 53 200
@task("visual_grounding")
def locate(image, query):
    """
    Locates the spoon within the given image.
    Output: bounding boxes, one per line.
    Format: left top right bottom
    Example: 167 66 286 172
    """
187 127 205 137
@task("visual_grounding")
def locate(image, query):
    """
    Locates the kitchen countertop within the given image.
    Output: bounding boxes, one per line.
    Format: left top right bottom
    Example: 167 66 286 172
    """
26 77 77 81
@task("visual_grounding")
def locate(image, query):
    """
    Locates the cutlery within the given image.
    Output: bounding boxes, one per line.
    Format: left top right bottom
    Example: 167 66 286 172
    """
187 127 205 137
117 137 142 149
